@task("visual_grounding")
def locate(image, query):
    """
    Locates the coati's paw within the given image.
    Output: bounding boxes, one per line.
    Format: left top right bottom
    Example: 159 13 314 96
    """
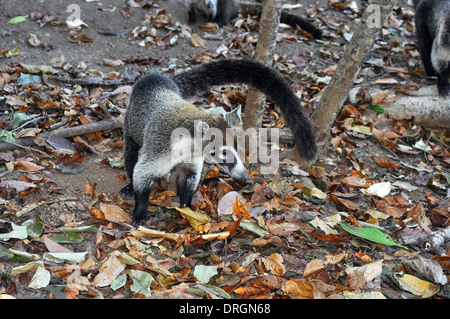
132 208 148 226
119 183 134 198
438 84 450 97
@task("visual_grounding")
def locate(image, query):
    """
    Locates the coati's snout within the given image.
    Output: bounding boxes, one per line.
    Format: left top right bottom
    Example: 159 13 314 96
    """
210 146 252 185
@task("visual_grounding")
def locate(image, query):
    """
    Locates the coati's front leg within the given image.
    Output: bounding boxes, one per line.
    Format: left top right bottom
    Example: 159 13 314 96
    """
176 162 203 207
130 154 158 224
132 185 153 224
437 64 450 96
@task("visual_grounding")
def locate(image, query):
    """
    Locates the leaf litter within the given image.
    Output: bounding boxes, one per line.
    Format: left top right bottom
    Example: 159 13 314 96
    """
0 0 449 300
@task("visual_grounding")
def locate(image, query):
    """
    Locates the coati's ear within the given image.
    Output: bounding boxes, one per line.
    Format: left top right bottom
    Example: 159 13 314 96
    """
196 121 209 135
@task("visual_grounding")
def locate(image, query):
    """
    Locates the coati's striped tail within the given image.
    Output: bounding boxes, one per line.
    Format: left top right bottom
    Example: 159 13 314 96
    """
171 59 317 160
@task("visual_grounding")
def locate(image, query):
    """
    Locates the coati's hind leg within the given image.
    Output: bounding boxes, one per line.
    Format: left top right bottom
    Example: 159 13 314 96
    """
415 12 436 76
188 3 197 24
119 135 140 198
176 162 203 208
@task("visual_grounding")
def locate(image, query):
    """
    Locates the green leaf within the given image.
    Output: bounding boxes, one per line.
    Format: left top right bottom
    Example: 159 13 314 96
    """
43 252 88 263
340 222 408 250
50 232 83 244
28 266 51 289
12 112 31 129
17 73 42 86
0 223 28 241
387 28 400 36
239 219 269 237
111 274 127 291
193 265 218 284
107 157 124 168
369 103 385 115
0 130 16 142
58 225 97 233
23 215 43 238
8 15 28 24
129 270 153 297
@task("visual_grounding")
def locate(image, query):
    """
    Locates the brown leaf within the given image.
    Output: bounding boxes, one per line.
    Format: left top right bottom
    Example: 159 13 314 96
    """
376 197 407 218
14 160 44 172
69 34 94 43
372 156 403 169
37 101 61 110
372 126 400 147
282 279 314 298
303 259 324 278
27 33 41 47
44 236 74 253
372 93 388 104
191 33 206 48
338 171 372 188
329 194 360 210
262 253 286 276
99 204 132 223
232 197 251 220
250 238 273 247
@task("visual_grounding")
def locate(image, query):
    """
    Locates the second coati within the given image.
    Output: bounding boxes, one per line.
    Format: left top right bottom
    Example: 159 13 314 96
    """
187 0 322 39
120 59 317 223
413 0 450 97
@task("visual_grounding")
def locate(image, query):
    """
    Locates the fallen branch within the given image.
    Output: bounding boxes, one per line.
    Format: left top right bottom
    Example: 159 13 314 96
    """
0 116 296 153
0 116 124 152
349 86 450 129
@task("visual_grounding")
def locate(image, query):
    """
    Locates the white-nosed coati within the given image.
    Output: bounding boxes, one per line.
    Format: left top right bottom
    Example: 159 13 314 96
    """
413 0 450 97
120 59 317 223
187 0 322 39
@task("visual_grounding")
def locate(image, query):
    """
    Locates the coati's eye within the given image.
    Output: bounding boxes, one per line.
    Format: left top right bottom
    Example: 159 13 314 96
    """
210 148 216 156
222 149 227 156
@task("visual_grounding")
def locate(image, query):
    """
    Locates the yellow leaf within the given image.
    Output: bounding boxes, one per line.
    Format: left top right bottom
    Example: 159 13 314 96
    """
131 226 183 242
397 274 440 298
176 207 209 228
201 231 230 241
311 187 327 199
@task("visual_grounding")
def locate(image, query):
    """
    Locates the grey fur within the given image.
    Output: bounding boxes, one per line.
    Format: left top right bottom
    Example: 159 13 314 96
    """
414 0 450 96
121 59 316 223
187 0 322 39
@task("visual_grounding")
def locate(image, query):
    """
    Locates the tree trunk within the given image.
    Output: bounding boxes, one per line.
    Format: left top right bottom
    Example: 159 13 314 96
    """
292 0 398 166
243 0 282 131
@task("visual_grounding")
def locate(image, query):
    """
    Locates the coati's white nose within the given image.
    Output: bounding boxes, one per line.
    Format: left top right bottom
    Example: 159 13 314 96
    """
231 164 252 185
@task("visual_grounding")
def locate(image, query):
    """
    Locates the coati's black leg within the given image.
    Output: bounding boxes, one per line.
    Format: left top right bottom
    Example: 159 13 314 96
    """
188 3 197 24
120 135 140 198
133 186 152 224
215 0 230 26
176 163 202 207
415 13 436 76
437 64 450 97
